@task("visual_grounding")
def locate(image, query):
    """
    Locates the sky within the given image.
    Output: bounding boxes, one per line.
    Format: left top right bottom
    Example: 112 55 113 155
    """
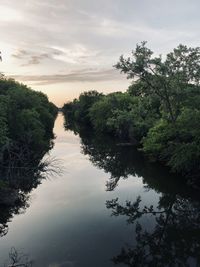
0 0 200 106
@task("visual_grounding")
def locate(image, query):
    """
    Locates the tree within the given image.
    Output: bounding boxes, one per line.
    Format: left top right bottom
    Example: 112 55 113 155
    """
63 90 104 124
0 76 58 174
115 42 200 123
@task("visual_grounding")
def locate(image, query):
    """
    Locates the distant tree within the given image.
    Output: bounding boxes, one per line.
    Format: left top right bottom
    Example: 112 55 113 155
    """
63 90 104 124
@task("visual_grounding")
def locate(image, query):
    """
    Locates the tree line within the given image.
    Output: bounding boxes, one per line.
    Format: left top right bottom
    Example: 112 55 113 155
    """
63 42 200 184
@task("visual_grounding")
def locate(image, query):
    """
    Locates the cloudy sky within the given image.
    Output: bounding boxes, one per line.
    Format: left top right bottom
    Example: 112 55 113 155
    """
0 0 200 106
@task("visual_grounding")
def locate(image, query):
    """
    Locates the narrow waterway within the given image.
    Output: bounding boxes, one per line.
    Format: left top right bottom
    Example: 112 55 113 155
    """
0 114 199 267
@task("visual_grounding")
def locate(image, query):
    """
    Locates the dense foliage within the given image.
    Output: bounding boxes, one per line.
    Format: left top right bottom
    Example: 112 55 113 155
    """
63 43 200 183
0 75 58 177
63 91 104 125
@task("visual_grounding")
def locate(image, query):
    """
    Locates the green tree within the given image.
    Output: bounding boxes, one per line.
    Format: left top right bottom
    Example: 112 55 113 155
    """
115 42 200 123
63 90 103 125
0 76 58 174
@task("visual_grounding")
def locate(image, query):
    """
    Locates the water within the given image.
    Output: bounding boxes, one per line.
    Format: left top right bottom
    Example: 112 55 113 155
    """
0 114 200 267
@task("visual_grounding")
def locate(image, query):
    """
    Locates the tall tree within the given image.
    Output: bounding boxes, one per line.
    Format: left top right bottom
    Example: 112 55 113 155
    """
115 42 200 123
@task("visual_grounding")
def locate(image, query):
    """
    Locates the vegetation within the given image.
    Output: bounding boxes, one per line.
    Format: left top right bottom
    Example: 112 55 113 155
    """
0 75 58 178
63 42 200 184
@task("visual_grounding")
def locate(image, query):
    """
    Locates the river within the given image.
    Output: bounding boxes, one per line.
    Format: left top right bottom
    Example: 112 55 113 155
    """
0 114 199 267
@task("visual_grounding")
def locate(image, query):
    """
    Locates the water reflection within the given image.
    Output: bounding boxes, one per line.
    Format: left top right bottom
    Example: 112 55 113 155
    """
106 193 200 266
65 121 200 266
0 143 61 239
65 121 189 193
65 121 143 191
5 247 33 267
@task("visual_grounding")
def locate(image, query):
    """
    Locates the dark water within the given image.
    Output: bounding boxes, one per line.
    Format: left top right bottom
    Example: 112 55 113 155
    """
0 114 200 267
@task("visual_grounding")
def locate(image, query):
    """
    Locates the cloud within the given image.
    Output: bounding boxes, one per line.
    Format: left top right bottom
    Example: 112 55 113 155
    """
49 45 101 65
10 68 124 85
10 44 102 67
12 49 28 58
1 0 200 105
11 48 64 66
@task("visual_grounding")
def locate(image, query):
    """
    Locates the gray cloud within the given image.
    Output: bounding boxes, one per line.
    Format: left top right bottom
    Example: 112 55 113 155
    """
12 48 64 66
12 49 28 58
10 68 124 85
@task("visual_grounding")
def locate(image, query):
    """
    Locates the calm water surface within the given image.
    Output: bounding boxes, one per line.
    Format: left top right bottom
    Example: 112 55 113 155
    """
0 114 199 266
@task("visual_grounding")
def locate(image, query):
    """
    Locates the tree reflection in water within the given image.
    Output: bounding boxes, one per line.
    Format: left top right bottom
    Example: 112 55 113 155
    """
5 247 33 267
65 122 200 267
106 194 200 267
0 147 61 239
